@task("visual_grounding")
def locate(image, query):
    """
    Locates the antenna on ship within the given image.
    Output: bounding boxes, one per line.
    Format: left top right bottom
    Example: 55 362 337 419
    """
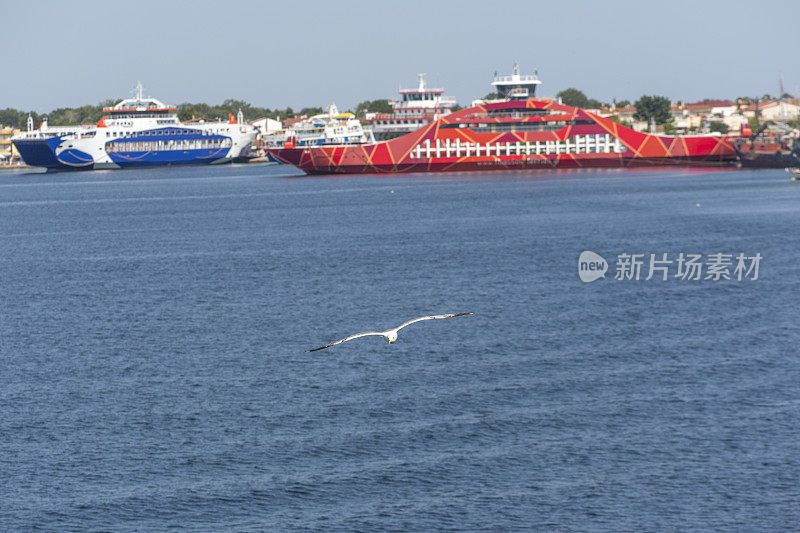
417 73 426 91
134 81 145 103
237 108 244 125
27 114 33 133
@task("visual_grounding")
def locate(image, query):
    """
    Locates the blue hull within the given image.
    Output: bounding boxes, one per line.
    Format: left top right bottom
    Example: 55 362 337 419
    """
12 138 65 170
107 147 231 168
265 151 286 164
13 138 233 171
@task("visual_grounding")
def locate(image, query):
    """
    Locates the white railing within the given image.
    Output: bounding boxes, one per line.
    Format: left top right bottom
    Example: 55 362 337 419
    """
411 135 624 159
493 75 541 83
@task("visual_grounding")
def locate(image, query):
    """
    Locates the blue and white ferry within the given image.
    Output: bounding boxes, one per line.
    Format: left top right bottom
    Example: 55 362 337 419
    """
12 83 258 171
263 103 375 149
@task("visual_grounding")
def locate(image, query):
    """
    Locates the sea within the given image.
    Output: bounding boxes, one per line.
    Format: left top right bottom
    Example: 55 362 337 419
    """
1 163 798 531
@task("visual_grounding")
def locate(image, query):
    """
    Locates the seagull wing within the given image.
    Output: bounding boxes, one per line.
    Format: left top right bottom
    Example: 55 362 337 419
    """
395 312 473 332
307 331 385 352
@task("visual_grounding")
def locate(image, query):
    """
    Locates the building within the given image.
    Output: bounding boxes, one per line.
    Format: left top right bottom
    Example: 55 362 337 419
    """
251 117 282 137
0 125 22 164
600 105 648 131
743 99 800 121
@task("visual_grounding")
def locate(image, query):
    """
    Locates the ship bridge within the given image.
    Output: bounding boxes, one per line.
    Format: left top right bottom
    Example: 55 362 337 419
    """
103 82 177 118
491 62 542 100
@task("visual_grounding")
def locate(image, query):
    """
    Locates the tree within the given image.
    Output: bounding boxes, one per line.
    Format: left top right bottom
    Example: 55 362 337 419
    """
608 114 630 127
0 108 41 129
633 95 671 125
557 88 590 108
615 99 630 108
556 88 603 109
481 92 500 100
707 121 729 134
299 107 324 116
354 99 392 116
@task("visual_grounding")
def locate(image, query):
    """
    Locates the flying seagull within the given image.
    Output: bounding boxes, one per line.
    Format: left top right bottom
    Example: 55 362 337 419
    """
307 312 473 352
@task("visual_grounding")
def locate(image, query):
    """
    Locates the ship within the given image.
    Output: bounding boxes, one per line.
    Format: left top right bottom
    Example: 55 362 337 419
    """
269 97 738 175
364 73 457 141
263 103 375 149
731 107 800 168
734 135 800 168
12 83 258 171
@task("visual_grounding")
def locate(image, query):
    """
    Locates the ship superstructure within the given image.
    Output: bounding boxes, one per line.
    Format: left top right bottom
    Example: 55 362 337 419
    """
490 62 542 100
365 74 457 140
13 83 257 171
263 103 374 149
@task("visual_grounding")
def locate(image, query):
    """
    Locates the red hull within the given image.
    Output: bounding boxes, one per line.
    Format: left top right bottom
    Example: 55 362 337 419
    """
269 99 738 175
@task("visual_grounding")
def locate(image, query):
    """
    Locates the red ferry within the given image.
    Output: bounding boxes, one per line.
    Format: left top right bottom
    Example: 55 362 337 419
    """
269 97 738 175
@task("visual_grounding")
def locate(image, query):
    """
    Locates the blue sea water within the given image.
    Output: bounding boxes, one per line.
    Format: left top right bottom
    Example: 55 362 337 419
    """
1 164 798 531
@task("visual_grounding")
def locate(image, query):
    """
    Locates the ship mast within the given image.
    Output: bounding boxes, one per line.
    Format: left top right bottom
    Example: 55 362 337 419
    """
134 81 145 104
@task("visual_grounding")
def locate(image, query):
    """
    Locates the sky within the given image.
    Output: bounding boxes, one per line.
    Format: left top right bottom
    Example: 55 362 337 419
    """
3 0 799 113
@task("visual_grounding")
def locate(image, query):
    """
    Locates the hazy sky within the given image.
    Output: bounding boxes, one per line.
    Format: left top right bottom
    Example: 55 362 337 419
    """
3 0 799 112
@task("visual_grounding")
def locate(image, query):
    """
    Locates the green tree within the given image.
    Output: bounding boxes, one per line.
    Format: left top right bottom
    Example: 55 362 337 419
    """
633 95 671 125
557 88 590 108
481 92 500 100
608 114 631 128
0 108 41 129
707 121 729 134
299 107 324 116
614 99 630 108
354 99 392 116
556 88 604 109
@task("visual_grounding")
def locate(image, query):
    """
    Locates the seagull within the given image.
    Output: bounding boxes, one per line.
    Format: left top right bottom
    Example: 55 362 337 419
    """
307 312 473 352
